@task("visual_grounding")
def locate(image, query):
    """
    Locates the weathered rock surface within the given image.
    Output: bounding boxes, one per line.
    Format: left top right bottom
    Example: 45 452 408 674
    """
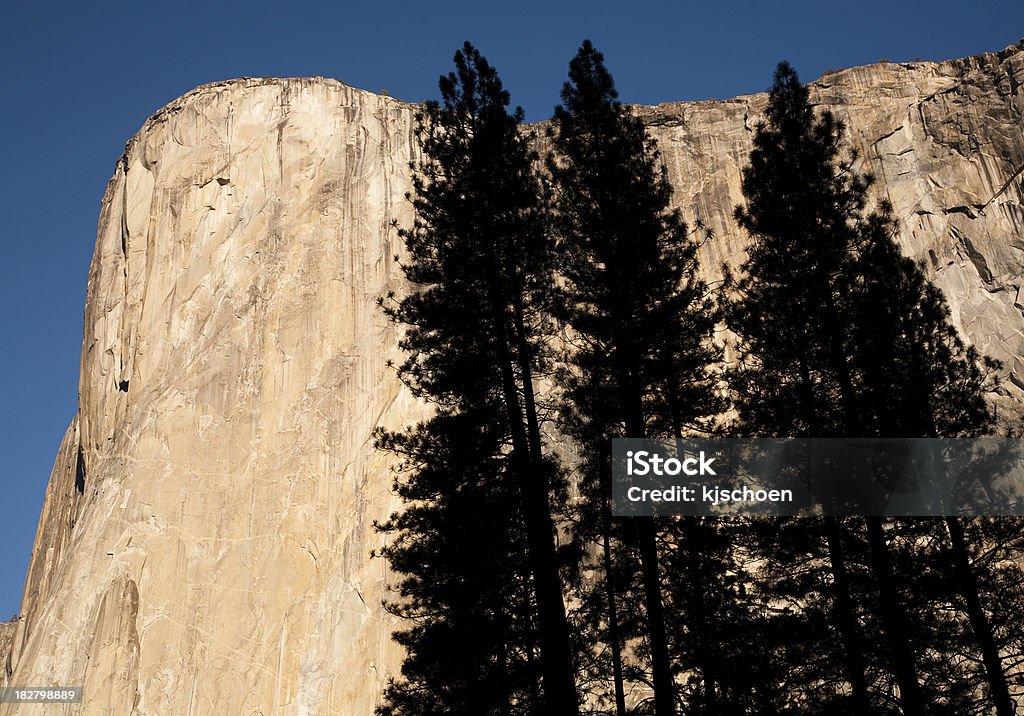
4 42 1023 714
0 623 15 675
4 79 426 715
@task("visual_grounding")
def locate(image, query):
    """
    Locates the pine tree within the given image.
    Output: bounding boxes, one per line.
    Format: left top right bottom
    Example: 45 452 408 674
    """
726 62 883 714
727 62 924 715
846 118 1014 716
549 40 726 716
727 61 1014 715
374 42 578 715
816 74 1015 716
375 414 539 714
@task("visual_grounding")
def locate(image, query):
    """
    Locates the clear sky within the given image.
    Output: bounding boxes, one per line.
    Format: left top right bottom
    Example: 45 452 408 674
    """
0 0 1021 617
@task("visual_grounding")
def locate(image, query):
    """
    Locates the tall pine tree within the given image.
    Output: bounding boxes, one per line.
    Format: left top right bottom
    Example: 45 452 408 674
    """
727 61 1014 715
375 42 578 715
549 40 726 716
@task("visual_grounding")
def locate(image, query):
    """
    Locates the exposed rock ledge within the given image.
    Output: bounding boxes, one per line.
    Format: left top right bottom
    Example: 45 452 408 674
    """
3 41 1022 714
0 621 15 681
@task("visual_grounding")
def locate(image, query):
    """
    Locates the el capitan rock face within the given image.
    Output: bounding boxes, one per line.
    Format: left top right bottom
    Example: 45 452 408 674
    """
3 43 1023 714
4 78 426 715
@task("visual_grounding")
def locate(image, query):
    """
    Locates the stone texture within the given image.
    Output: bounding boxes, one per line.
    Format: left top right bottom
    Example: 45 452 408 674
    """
0 623 15 677
4 78 426 715
3 42 1023 714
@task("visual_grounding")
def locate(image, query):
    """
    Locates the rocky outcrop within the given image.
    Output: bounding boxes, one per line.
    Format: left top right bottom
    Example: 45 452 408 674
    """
0 621 15 682
4 42 1022 714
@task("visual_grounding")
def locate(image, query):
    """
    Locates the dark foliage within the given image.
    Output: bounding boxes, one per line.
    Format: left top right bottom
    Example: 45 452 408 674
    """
374 42 576 715
369 43 1023 716
549 40 728 716
726 61 1016 716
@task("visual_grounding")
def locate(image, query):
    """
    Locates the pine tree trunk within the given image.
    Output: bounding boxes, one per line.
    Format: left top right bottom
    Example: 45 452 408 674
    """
488 270 578 716
621 350 676 716
518 565 543 711
863 517 926 716
681 517 720 714
638 518 677 716
918 424 1012 715
823 516 871 713
596 452 626 716
824 301 930 715
796 342 871 711
511 290 581 715
601 519 628 716
667 388 720 714
944 516 1015 716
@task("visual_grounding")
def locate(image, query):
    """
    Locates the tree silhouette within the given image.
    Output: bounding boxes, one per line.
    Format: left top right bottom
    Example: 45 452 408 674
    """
375 413 538 714
549 39 726 716
726 62 884 714
847 175 1013 715
375 42 578 715
727 60 1014 715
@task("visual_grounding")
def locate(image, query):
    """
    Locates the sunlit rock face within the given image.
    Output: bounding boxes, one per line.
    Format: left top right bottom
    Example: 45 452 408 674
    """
4 42 1022 715
3 78 426 715
0 624 14 674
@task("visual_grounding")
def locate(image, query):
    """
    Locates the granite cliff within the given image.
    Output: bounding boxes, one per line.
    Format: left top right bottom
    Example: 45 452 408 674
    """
3 42 1023 714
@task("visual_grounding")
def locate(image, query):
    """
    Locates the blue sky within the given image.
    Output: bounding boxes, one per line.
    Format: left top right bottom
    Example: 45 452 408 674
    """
0 0 1021 617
